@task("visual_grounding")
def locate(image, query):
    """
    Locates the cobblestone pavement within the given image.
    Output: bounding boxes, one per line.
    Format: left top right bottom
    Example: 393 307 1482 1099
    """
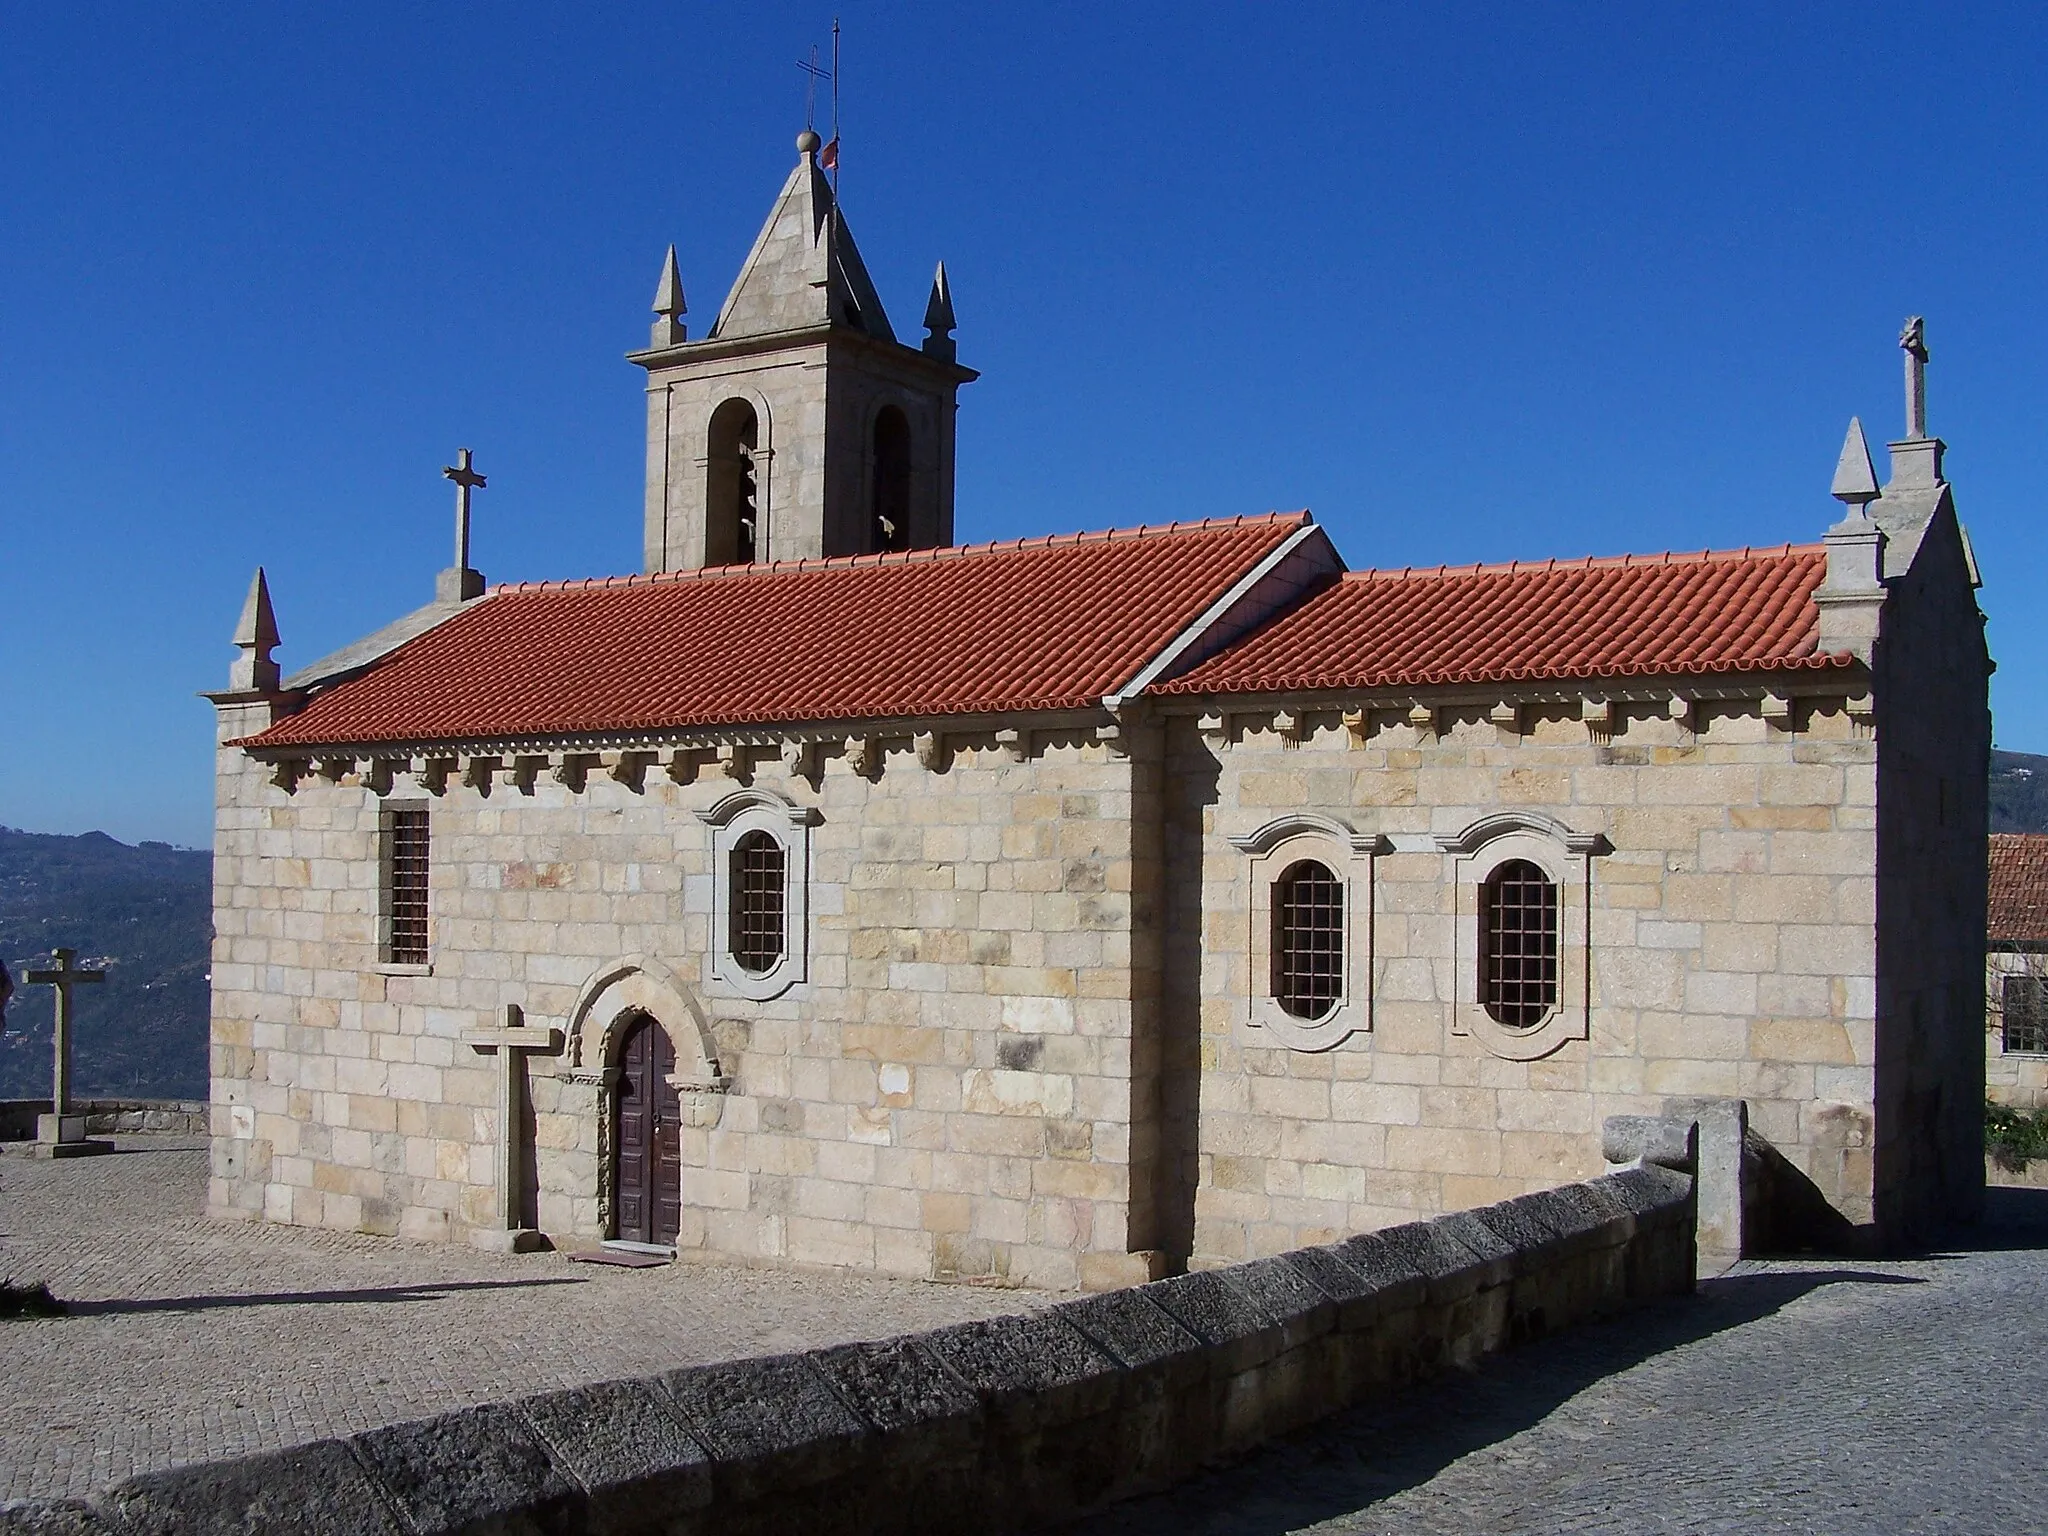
1072 1189 2048 1535
0 1136 1038 1503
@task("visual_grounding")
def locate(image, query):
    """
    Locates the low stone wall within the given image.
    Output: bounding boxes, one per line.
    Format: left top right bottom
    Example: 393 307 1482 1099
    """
0 1165 1693 1536
0 1099 207 1142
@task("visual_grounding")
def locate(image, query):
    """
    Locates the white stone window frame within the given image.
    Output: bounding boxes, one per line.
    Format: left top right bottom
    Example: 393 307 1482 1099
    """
1228 814 1389 1053
1436 811 1610 1062
696 787 818 1001
374 796 434 976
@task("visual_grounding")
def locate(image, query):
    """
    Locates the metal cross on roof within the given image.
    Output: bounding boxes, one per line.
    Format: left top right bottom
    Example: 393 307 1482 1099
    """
443 448 487 575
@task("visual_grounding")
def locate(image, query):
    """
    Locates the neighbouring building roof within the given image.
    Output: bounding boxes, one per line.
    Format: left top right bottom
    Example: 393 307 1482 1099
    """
1156 544 1851 697
1990 834 2048 947
239 514 1312 751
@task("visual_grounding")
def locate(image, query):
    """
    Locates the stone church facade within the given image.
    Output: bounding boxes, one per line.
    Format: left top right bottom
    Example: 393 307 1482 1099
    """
205 135 1989 1286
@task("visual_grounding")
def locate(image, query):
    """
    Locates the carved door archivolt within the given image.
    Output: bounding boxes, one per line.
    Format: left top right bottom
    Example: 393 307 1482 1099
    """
612 1013 682 1246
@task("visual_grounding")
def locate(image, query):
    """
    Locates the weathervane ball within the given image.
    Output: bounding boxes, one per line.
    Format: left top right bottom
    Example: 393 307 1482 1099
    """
797 129 822 155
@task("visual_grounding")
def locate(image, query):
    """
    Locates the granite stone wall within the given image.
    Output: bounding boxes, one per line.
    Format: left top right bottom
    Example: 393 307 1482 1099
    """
1165 689 1882 1265
206 721 1161 1290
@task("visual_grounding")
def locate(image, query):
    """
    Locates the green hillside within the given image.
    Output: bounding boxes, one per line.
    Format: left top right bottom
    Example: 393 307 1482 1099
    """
0 828 210 1100
1994 750 2048 834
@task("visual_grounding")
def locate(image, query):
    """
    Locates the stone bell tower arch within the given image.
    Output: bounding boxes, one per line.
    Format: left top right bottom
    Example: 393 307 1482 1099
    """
629 131 978 572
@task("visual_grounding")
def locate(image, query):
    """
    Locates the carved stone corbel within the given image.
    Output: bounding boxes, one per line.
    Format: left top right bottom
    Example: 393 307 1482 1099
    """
511 755 547 794
1095 722 1128 758
915 731 945 772
552 752 591 792
995 727 1027 763
1407 702 1438 739
1761 694 1794 732
269 757 307 792
365 759 396 795
780 738 817 780
1581 697 1615 745
1489 701 1520 743
1271 711 1302 749
1341 708 1368 748
845 736 878 778
316 755 354 783
420 758 456 796
603 749 650 789
1199 713 1229 752
462 755 499 793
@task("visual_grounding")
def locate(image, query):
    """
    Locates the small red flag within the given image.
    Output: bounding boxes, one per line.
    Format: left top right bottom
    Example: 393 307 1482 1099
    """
820 137 839 171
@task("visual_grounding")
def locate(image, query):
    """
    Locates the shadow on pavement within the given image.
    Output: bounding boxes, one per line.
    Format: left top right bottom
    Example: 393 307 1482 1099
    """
1062 1265 1922 1534
60 1274 586 1317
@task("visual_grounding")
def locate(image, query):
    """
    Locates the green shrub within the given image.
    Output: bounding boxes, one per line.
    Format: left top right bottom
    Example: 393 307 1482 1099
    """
1985 1101 2048 1172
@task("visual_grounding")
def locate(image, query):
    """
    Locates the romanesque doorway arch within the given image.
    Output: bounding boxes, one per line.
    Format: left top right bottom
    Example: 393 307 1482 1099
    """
612 1012 682 1246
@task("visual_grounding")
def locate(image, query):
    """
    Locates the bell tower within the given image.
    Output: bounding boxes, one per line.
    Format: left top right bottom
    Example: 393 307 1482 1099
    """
630 131 978 572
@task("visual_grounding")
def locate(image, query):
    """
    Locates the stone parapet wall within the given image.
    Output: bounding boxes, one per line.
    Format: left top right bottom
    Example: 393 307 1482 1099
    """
1169 695 1880 1264
0 1099 207 1141
0 1165 1694 1536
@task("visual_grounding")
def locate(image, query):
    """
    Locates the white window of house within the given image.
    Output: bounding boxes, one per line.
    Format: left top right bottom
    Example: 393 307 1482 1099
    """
2004 975 2048 1054
1437 812 1609 1061
1229 815 1387 1052
698 787 817 1000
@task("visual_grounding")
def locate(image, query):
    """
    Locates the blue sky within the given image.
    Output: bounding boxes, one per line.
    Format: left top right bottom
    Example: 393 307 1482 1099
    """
2 3 2042 848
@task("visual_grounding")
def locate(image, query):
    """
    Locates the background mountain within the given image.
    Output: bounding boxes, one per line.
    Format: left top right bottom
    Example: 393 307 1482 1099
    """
1994 751 2048 834
0 828 209 1101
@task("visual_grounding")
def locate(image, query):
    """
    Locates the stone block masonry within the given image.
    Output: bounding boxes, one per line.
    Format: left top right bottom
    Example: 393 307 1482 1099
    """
0 1166 1694 1534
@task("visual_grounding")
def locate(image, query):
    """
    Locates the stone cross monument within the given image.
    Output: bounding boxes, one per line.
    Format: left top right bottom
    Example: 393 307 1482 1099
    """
1900 316 1929 440
462 1003 563 1252
437 448 488 603
25 947 107 1157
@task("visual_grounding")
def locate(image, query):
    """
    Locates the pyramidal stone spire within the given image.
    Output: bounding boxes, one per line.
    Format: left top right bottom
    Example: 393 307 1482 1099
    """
229 567 281 692
651 245 686 346
922 262 957 362
708 131 894 342
1830 417 1880 515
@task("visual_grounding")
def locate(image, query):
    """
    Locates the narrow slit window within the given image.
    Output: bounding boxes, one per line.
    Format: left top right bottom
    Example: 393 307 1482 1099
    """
730 830 786 975
385 806 430 965
1481 859 1557 1027
2005 975 2048 1054
1272 859 1343 1020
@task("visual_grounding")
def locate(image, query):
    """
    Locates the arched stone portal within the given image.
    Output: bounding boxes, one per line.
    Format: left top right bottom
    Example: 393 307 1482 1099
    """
562 955 730 1240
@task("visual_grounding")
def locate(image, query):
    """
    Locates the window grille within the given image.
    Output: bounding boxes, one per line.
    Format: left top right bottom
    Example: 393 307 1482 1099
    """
386 807 430 965
1272 859 1343 1020
2005 975 2048 1054
1482 859 1557 1027
730 830 786 975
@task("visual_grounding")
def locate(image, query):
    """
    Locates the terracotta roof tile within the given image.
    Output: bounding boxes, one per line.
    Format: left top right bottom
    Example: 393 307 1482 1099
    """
1156 544 1851 696
242 514 1308 750
1990 835 2048 946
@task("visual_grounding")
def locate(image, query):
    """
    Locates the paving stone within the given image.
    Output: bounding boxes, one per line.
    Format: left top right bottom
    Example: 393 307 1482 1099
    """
0 1139 1035 1504
349 1401 575 1535
103 1440 402 1536
1068 1195 2048 1534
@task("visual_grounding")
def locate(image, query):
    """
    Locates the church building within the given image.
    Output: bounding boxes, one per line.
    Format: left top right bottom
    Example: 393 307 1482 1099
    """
205 133 1989 1285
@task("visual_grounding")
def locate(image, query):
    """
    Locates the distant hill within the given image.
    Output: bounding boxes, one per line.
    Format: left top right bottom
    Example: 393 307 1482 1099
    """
0 828 209 1101
1994 751 2048 834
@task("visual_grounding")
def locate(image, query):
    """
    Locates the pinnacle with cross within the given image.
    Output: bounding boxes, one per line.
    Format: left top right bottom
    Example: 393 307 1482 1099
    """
1900 316 1929 441
437 448 487 603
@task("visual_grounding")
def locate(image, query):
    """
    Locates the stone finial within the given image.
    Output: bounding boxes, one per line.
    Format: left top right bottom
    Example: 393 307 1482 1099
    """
1888 315 1946 490
229 568 281 692
922 262 957 362
651 245 687 347
1830 418 1880 516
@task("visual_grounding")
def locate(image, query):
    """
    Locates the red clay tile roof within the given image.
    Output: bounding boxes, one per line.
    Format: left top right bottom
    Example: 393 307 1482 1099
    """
241 514 1308 750
1156 544 1852 696
1990 835 2048 946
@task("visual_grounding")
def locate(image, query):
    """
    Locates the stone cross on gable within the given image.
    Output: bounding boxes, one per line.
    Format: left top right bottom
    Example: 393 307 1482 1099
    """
462 1003 562 1252
1900 316 1929 440
443 448 487 575
26 947 106 1153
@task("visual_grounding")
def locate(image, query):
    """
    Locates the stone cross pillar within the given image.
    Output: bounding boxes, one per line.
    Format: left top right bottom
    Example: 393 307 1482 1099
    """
25 947 107 1156
462 1004 563 1253
437 448 488 603
1900 315 1929 440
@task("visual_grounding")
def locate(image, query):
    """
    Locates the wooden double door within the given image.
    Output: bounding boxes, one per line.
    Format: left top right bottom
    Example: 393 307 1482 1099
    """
612 1014 683 1246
